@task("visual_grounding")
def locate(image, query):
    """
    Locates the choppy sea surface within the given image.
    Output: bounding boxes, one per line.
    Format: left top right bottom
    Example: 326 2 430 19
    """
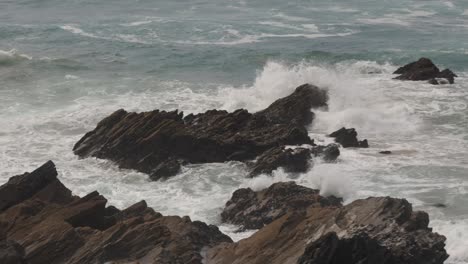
1 0 468 262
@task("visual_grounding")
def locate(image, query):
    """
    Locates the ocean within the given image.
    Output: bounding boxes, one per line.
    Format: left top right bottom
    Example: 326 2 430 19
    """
1 0 468 262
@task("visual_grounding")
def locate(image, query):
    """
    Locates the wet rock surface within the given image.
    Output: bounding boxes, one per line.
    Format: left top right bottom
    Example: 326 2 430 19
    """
221 182 342 230
73 84 328 180
208 183 448 264
394 58 457 84
0 163 448 264
249 147 312 177
328 127 369 148
248 143 340 177
0 161 232 264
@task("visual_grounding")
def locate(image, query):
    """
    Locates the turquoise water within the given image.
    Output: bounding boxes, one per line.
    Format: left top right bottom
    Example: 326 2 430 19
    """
1 0 468 263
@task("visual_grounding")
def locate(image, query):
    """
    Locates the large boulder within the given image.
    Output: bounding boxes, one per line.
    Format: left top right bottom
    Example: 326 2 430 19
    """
221 182 342 230
0 161 232 264
207 183 448 264
73 84 328 180
328 127 368 148
394 58 457 84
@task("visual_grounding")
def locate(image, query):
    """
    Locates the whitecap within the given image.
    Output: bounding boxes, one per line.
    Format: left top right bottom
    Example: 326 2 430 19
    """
358 17 411 26
60 24 100 39
0 49 32 64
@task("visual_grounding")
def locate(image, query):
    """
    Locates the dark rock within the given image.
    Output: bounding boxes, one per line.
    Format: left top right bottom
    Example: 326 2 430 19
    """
221 182 342 230
0 161 74 212
0 161 232 264
428 78 439 85
74 84 327 180
0 240 26 264
297 232 397 264
394 58 457 84
149 159 182 181
310 143 340 161
207 184 448 264
379 150 392 155
328 127 369 148
249 147 312 177
438 69 457 84
255 83 328 126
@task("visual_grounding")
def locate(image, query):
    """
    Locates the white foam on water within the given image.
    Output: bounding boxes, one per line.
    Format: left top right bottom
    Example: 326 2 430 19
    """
274 12 310 22
219 60 419 139
358 17 411 26
60 25 101 39
1 59 468 262
0 49 32 63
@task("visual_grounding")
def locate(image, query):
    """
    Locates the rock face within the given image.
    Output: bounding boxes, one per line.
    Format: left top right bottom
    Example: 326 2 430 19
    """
221 182 342 230
394 58 457 84
73 84 328 180
208 182 448 264
0 161 232 264
0 163 448 264
248 144 340 177
249 147 312 177
328 127 368 148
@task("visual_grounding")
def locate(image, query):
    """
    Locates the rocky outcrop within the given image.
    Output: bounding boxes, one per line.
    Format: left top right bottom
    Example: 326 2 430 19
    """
248 144 340 177
0 161 232 264
394 58 457 84
249 147 311 177
0 240 26 264
208 182 448 264
328 127 368 148
73 84 328 180
0 163 448 264
221 182 342 230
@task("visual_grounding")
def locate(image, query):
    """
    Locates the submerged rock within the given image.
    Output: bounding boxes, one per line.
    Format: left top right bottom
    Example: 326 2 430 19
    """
328 127 369 148
379 150 392 155
73 84 328 180
207 182 448 264
394 58 457 84
0 161 232 264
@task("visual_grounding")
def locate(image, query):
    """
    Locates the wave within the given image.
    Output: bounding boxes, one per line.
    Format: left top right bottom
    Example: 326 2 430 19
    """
218 60 419 136
0 49 32 65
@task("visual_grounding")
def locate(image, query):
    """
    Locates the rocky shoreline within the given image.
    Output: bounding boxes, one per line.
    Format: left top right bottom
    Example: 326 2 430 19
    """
0 58 457 263
0 161 448 264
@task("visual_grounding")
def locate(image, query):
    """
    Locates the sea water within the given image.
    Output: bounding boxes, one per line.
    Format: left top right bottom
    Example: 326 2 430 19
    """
1 0 468 262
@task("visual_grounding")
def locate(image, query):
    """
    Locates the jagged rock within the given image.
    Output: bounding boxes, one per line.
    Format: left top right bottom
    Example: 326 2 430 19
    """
149 159 182 181
310 143 340 161
394 58 457 84
0 240 26 264
255 83 328 126
207 183 448 264
0 161 232 264
74 84 327 180
249 147 312 177
249 143 340 177
221 182 342 230
297 232 398 264
328 127 368 148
